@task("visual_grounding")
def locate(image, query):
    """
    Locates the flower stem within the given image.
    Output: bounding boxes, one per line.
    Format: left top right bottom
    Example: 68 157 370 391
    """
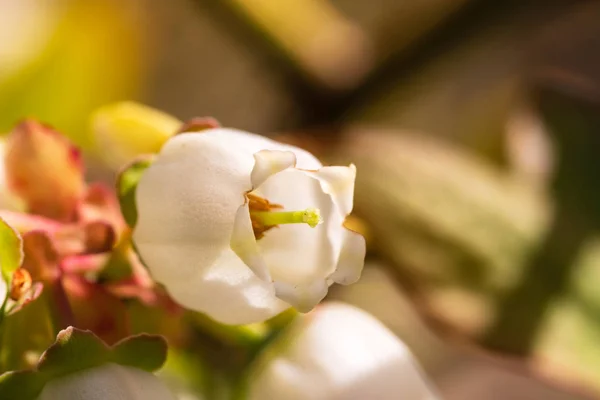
0 293 8 328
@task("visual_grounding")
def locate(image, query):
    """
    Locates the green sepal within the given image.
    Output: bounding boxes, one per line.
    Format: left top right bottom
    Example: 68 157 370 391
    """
0 327 167 399
116 156 154 228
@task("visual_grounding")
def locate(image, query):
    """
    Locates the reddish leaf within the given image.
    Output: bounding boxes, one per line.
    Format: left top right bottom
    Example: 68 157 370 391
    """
0 210 63 235
82 221 116 254
21 231 60 282
60 254 108 275
50 221 115 257
8 282 44 315
62 275 130 345
79 183 126 234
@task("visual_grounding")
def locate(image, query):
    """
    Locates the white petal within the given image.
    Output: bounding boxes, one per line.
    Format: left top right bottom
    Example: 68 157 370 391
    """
230 204 271 282
37 363 175 400
251 150 296 188
328 228 366 285
255 170 338 284
254 165 363 312
199 128 323 170
133 132 254 284
274 279 329 313
302 164 357 216
166 249 288 325
248 303 439 400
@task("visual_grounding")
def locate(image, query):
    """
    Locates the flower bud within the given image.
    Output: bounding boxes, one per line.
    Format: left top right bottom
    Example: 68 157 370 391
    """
5 120 84 222
248 302 439 400
90 102 181 169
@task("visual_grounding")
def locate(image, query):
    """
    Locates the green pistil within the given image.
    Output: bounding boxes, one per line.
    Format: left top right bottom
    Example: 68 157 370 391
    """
251 208 322 228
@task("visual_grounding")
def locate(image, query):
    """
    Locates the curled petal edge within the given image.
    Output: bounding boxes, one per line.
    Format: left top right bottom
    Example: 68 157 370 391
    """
251 150 297 187
301 164 356 217
327 227 365 285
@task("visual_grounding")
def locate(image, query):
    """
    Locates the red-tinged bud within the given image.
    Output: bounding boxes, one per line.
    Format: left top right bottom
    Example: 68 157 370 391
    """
5 120 85 222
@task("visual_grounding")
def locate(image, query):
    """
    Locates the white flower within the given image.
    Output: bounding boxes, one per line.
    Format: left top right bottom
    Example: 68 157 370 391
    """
133 129 365 324
247 302 439 400
37 363 175 400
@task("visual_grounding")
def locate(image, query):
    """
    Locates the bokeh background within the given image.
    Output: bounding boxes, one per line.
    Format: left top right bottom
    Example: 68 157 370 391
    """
2 0 600 398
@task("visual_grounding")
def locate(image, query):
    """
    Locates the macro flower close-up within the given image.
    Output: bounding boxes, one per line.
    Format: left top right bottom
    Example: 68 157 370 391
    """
1 1 600 399
133 128 366 324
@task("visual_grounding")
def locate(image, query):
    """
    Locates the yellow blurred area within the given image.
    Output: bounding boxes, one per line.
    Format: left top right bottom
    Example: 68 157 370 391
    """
0 0 148 148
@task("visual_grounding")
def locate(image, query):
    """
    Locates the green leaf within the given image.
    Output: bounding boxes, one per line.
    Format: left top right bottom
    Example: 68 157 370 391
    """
37 327 110 379
116 156 154 228
0 288 54 371
0 1 147 149
112 334 168 372
0 371 45 399
0 326 168 400
0 217 23 284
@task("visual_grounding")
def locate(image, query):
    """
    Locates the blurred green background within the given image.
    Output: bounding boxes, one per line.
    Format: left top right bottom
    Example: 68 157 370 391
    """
2 0 600 398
